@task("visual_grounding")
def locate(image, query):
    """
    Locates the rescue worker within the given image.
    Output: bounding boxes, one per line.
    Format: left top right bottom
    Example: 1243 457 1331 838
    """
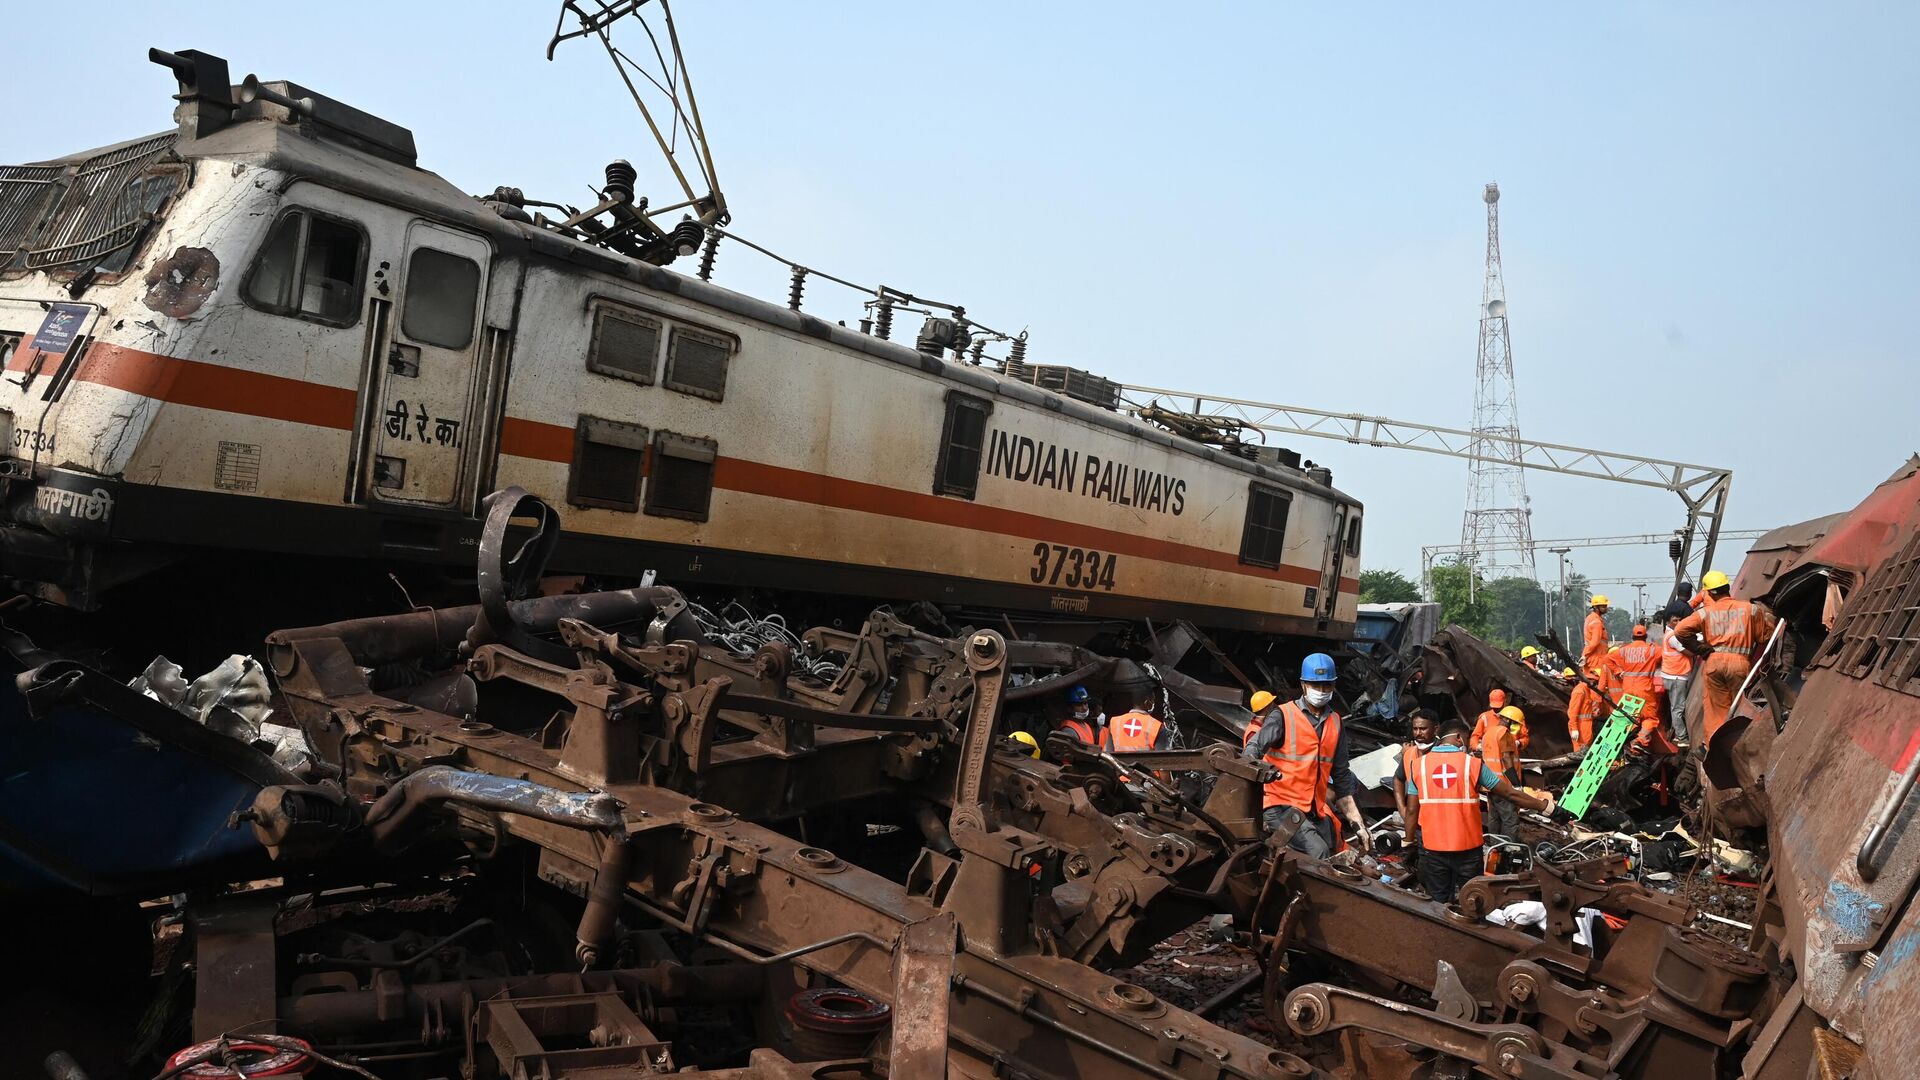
1055 686 1110 750
1481 706 1527 838
1613 624 1666 744
1672 570 1778 743
1392 710 1439 842
1243 654 1369 856
1466 688 1508 754
1582 595 1612 673
1560 665 1576 686
1406 719 1553 903
1660 612 1694 746
1519 644 1550 676
1566 674 1604 753
1108 691 1172 781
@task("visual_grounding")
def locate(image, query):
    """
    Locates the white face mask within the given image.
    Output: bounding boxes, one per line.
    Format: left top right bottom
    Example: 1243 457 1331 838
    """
1304 687 1334 709
1414 738 1435 750
1071 707 1089 721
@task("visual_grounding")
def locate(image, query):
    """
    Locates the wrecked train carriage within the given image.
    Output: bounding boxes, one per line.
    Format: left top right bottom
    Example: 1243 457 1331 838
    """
1697 456 1920 1079
0 48 1361 667
119 559 1320 1075
2 491 1785 1079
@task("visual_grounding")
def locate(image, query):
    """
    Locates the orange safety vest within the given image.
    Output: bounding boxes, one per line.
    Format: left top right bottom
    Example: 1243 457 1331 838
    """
1613 640 1662 696
1467 709 1500 753
1677 595 1767 656
1415 748 1485 852
1567 682 1603 750
1661 629 1694 677
1582 611 1610 670
1244 701 1341 815
1481 724 1518 780
1059 718 1110 749
1108 711 1163 751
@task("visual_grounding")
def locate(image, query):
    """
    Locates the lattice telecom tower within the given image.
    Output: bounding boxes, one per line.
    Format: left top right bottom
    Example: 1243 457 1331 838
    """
1458 183 1537 581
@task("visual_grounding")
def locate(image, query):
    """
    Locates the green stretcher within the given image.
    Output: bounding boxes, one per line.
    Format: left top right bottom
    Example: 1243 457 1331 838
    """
1559 692 1644 820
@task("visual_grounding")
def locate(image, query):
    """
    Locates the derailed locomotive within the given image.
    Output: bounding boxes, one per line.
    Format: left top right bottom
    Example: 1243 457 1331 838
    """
0 48 1360 653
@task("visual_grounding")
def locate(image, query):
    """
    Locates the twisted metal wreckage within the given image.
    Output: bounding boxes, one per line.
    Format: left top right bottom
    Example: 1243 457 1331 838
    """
8 488 1791 1080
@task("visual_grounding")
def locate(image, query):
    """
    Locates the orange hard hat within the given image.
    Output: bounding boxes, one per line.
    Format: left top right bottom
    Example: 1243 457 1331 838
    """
1489 688 1507 708
1632 624 1648 639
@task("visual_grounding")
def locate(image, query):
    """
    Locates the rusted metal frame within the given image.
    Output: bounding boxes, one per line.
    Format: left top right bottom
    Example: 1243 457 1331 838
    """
1282 860 1593 1004
280 965 766 1036
891 912 957 1080
1282 982 1592 1080
951 967 1326 1080
318 697 1301 1079
267 587 691 673
539 788 1300 1079
190 898 280 1040
1455 857 1694 954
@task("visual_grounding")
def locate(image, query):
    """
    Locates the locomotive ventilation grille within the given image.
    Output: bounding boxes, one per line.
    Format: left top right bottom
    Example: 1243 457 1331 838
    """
0 132 181 277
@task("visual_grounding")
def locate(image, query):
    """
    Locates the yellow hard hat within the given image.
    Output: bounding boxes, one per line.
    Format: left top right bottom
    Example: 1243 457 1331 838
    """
1609 644 1621 653
1590 595 1610 607
1701 569 1730 590
1561 667 1576 678
1250 690 1277 713
1009 730 1041 758
1520 645 1539 659
1499 705 1525 725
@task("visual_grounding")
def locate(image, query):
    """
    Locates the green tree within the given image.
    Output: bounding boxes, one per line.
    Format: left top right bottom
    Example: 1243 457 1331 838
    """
1359 568 1422 604
1483 576 1547 649
1428 564 1491 637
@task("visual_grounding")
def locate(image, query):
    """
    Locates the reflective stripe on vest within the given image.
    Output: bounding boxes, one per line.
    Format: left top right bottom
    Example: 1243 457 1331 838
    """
1416 749 1484 852
1108 711 1162 751
1062 719 1108 748
1259 702 1340 814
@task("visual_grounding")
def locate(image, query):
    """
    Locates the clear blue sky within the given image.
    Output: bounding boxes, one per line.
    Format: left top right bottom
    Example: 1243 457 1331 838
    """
8 2 1915 603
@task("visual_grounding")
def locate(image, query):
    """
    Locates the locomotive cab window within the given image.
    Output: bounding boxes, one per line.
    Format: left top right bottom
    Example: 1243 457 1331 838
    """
1345 516 1362 557
401 247 480 349
934 392 992 499
242 209 366 327
569 416 648 512
645 431 718 522
1239 483 1292 569
588 303 660 384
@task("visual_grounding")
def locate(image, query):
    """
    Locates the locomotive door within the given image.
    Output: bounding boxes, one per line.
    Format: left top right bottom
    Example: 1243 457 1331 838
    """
1321 505 1348 618
364 222 490 507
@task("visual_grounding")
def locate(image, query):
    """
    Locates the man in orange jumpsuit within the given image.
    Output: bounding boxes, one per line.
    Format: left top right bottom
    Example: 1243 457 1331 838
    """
1672 570 1777 743
1566 671 1607 753
1467 688 1507 754
1582 595 1613 673
1482 705 1528 837
1613 625 1667 747
1559 672 1605 749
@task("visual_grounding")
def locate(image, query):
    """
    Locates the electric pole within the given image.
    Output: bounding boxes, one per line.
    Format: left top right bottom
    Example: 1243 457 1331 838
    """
1460 183 1537 583
1550 547 1573 648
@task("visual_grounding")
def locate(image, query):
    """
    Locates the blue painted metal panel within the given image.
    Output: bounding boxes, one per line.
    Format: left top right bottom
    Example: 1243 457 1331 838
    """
0 657 294 895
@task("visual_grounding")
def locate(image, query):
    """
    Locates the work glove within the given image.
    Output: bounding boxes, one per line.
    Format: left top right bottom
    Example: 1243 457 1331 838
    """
1337 796 1371 854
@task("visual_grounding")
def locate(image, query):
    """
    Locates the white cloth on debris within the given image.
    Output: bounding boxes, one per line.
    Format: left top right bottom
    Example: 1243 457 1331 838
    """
1485 901 1599 947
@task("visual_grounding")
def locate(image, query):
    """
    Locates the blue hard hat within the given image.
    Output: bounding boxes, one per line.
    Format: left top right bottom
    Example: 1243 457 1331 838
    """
1068 685 1090 703
1300 653 1337 682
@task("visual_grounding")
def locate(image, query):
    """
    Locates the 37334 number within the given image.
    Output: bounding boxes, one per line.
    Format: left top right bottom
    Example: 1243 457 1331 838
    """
1029 542 1118 591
